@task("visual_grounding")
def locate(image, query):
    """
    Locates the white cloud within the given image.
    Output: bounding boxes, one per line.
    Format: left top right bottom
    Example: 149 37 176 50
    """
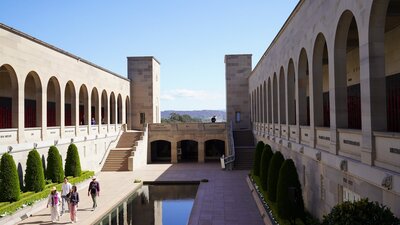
161 89 219 101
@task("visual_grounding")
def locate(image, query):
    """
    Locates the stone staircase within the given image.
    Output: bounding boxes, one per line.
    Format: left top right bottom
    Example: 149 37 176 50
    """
102 131 143 171
233 130 255 170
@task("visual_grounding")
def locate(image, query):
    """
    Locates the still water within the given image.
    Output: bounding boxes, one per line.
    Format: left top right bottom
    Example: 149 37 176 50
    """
95 183 199 225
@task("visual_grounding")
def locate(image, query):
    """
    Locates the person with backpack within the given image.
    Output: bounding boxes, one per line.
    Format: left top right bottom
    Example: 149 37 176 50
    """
88 176 100 210
47 187 61 222
69 185 79 223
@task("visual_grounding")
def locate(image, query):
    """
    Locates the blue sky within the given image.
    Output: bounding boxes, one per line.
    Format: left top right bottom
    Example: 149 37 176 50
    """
0 1 298 111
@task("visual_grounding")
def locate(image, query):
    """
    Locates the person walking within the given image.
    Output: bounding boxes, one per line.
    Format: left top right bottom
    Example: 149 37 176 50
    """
88 176 100 210
61 177 72 216
69 185 79 223
47 187 61 222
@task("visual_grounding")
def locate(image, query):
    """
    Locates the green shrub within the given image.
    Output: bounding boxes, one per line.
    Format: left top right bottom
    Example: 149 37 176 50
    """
46 146 64 183
0 153 20 202
260 144 273 190
277 159 304 222
65 144 81 177
267 151 284 202
24 149 45 192
252 141 264 176
322 198 399 225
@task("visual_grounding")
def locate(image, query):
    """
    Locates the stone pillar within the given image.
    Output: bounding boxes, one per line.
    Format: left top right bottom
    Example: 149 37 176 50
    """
17 86 25 143
127 57 161 130
198 141 205 163
171 140 177 163
60 88 65 138
225 54 252 131
41 91 47 140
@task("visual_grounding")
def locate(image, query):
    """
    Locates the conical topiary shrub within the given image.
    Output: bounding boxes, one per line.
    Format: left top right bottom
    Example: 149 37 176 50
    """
276 159 304 221
46 146 64 183
267 151 284 202
252 141 264 176
24 149 45 192
65 144 81 177
260 144 273 191
0 153 21 202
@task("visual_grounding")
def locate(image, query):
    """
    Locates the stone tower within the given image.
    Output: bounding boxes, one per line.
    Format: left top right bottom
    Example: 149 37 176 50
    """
225 54 252 130
127 56 161 130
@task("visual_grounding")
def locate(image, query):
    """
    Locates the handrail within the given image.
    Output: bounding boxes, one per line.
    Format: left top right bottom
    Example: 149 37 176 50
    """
98 124 125 165
221 121 235 170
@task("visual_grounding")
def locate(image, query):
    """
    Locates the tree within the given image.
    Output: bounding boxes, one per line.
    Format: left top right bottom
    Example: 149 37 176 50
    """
260 144 273 191
46 146 64 183
0 153 21 202
65 144 82 177
24 149 45 192
322 198 399 225
161 113 202 123
252 141 265 176
267 151 284 202
276 159 304 223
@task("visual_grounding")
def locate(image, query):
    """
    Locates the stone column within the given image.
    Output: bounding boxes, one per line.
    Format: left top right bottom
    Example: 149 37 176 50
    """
198 141 205 163
17 86 25 143
171 140 177 163
41 91 47 141
60 87 65 138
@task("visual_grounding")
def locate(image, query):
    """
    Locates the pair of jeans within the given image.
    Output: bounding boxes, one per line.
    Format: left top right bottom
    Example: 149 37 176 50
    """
61 195 69 214
91 193 97 209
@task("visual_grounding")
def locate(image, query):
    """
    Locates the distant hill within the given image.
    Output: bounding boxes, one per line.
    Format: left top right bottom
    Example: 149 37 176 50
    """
161 110 226 122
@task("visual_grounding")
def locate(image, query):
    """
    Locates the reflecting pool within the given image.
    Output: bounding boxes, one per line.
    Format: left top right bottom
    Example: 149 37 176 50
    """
95 183 199 225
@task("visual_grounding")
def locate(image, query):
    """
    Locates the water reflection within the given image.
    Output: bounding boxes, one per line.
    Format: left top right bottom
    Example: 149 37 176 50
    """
96 184 198 225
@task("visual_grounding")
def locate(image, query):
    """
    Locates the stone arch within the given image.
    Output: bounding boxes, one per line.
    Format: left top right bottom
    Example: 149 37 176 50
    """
79 84 89 125
298 48 310 126
279 66 286 124
24 71 42 128
110 92 116 124
287 59 296 125
205 139 225 162
267 77 272 124
0 64 18 128
272 73 278 124
47 77 61 127
101 90 108 125
150 140 171 163
64 81 76 126
177 139 198 162
313 33 330 127
334 10 361 129
126 96 131 129
117 94 122 124
91 87 99 125
263 80 267 124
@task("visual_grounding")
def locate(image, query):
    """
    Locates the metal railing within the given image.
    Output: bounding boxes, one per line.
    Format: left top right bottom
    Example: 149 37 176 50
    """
220 121 235 170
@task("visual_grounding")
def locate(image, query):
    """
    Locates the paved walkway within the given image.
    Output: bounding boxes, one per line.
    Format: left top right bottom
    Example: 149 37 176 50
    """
16 163 264 225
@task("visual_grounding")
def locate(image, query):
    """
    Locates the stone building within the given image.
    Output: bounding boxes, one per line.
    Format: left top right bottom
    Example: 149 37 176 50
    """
233 0 400 219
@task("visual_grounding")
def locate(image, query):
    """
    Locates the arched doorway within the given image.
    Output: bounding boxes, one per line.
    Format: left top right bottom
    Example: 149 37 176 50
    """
117 94 122 124
273 73 278 125
64 81 76 126
205 140 225 162
0 65 18 128
110 92 116 124
298 49 310 126
101 90 108 125
150 140 171 163
47 77 61 127
79 85 89 125
24 71 42 128
313 33 330 127
91 88 99 125
287 59 296 125
279 67 286 124
177 140 198 162
334 10 361 129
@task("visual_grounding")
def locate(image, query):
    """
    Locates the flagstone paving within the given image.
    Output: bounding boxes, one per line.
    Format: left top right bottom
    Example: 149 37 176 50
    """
16 163 264 225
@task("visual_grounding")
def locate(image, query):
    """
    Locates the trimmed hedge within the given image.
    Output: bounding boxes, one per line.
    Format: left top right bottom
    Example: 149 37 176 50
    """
24 149 45 192
0 153 20 202
277 159 304 221
260 144 273 190
65 144 82 177
322 198 399 225
252 141 265 176
267 151 284 202
0 171 94 217
46 146 64 183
